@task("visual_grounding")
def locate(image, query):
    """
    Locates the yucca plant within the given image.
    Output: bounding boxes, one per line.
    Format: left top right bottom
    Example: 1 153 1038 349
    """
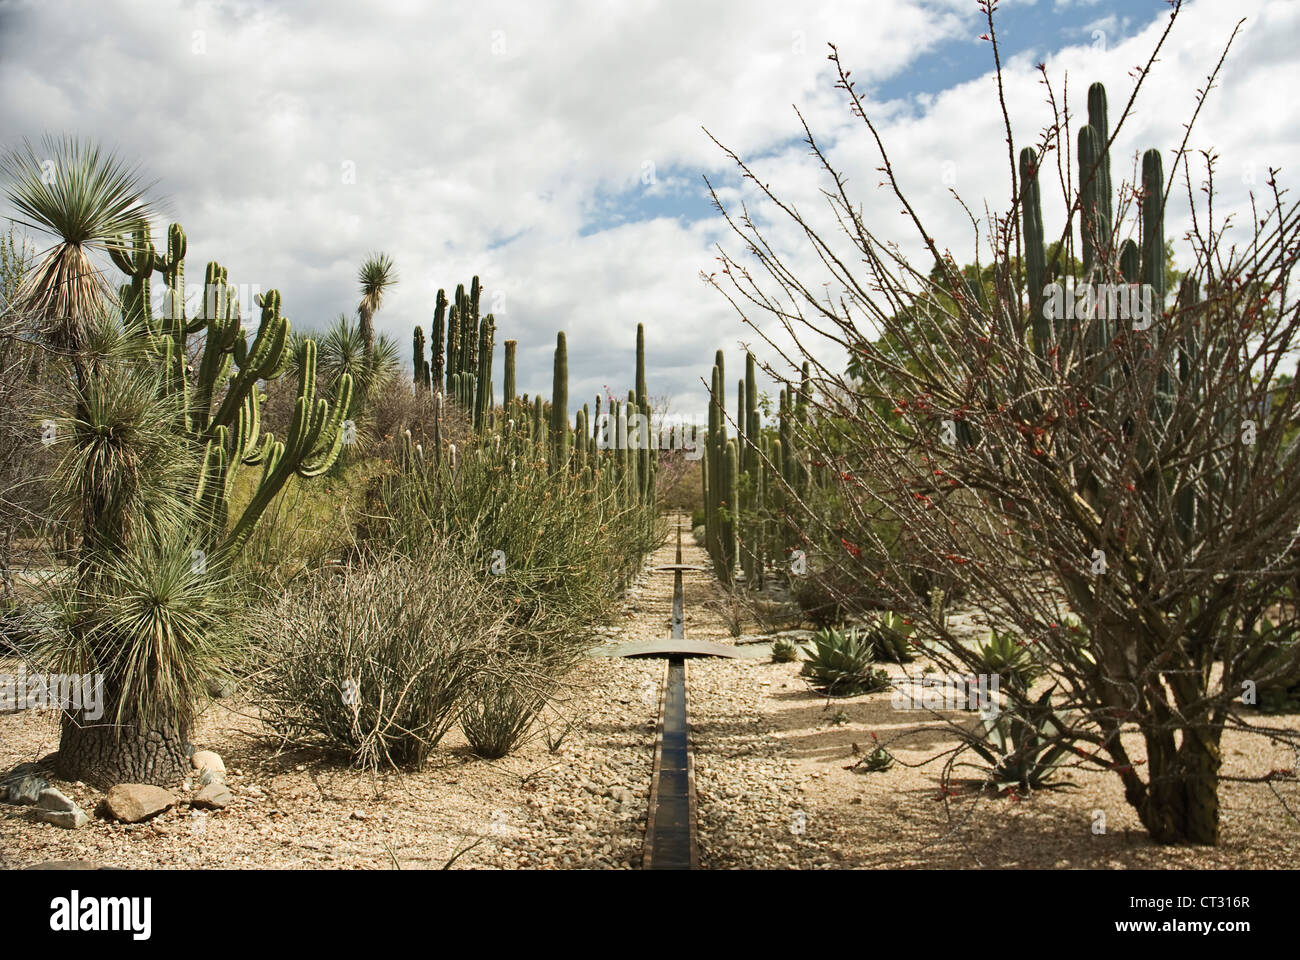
43 314 196 557
356 251 397 360
800 626 888 697
1 135 156 381
314 313 400 409
36 530 240 786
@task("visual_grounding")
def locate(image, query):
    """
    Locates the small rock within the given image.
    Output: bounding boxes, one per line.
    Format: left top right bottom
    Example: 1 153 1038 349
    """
350 809 368 820
34 808 89 830
37 787 76 812
103 784 177 823
5 774 48 805
198 769 224 787
192 783 232 810
190 750 225 777
204 677 234 698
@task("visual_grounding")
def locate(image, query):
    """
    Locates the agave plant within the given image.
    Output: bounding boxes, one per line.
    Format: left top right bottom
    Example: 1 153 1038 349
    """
801 626 888 697
356 251 398 359
962 685 1074 792
869 610 918 663
975 625 1041 692
0 135 156 380
1246 617 1300 714
770 636 800 663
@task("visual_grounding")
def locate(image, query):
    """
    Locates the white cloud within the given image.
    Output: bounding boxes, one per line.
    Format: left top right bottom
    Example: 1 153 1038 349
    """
0 0 1294 421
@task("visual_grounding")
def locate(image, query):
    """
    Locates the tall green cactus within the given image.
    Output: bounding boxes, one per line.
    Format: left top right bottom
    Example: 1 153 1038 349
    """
431 289 447 391
474 313 495 431
413 325 427 390
503 338 517 419
446 301 459 396
109 221 353 560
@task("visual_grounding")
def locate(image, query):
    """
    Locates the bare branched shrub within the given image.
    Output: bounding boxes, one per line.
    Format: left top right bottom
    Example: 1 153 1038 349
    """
705 5 1300 843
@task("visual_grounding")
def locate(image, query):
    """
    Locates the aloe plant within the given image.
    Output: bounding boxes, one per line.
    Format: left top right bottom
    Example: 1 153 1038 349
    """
870 610 918 663
801 626 888 697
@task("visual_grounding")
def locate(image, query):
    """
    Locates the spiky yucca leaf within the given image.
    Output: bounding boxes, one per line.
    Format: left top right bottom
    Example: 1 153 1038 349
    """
356 251 398 355
1 135 157 357
36 531 239 733
43 317 197 555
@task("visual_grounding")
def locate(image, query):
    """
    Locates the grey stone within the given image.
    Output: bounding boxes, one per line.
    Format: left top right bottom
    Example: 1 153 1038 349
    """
192 783 232 810
5 774 48 805
37 787 76 812
198 768 224 787
35 807 89 829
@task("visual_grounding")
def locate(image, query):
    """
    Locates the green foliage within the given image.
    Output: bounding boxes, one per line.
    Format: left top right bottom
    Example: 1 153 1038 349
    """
800 626 888 697
1 135 156 355
963 686 1073 792
868 610 918 663
770 636 800 663
975 626 1041 691
37 529 240 734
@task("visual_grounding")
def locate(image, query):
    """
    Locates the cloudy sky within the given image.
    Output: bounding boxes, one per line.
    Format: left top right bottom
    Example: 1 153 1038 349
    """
1 0 1295 421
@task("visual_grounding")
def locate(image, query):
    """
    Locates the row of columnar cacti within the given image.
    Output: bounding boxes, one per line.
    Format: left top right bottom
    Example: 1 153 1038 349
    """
411 277 498 433
407 291 659 526
108 221 354 557
1018 80 1213 541
702 347 813 586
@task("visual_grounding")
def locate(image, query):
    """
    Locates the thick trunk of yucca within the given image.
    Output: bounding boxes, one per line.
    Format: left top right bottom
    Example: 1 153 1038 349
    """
55 712 190 789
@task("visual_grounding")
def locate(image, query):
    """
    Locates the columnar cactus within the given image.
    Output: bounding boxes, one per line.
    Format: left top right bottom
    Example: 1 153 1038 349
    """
413 325 427 390
474 313 495 432
431 289 447 389
503 338 518 418
552 331 569 471
445 301 459 396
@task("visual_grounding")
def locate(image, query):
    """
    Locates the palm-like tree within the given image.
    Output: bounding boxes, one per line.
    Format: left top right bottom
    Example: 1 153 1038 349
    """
1 135 156 383
356 251 397 360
